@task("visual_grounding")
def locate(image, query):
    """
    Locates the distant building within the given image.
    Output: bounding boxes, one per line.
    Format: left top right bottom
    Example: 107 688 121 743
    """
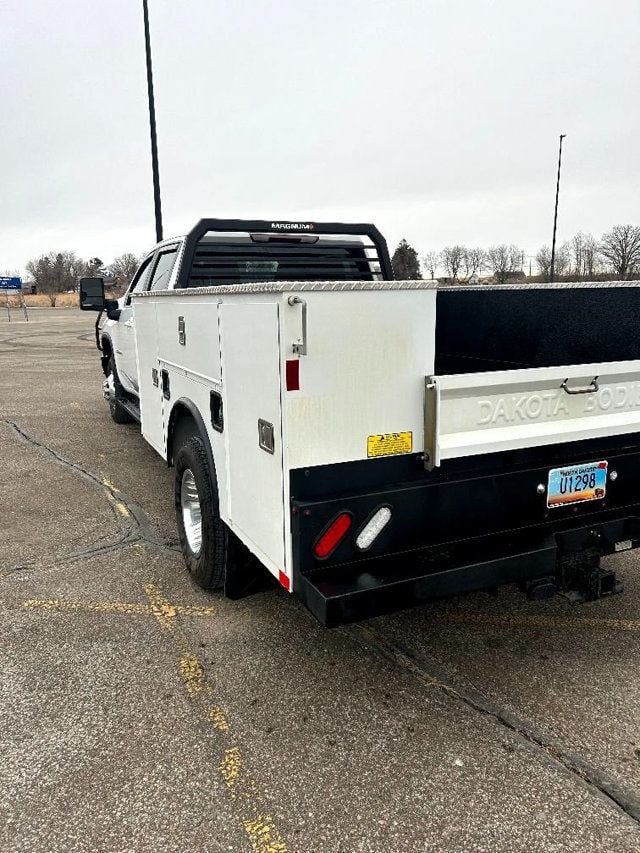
503 270 527 282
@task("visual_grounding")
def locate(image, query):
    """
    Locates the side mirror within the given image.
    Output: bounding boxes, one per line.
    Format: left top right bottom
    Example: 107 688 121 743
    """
79 277 105 311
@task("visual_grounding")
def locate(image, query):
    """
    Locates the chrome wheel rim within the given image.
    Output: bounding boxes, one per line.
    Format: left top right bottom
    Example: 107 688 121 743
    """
181 468 202 556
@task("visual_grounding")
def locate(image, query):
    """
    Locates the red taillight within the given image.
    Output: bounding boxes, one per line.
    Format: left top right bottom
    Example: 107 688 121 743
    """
313 513 352 559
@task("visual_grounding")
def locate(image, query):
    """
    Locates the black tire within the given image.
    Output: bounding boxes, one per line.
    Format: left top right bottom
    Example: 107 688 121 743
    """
107 355 133 424
174 434 229 590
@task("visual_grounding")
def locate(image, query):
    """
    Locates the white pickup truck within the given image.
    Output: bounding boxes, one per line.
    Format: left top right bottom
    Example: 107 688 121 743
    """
80 218 640 625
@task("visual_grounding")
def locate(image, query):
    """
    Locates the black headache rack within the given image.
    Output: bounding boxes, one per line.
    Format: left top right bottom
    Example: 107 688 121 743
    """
290 434 640 627
175 218 393 287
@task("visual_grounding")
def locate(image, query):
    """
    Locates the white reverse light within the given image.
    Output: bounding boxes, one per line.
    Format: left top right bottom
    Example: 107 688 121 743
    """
356 507 392 550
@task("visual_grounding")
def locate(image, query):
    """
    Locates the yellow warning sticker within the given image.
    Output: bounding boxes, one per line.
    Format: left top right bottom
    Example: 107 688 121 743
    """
367 431 413 458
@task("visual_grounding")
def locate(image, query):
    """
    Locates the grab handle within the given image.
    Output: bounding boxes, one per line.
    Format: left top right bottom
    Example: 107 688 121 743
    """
561 376 599 395
288 295 307 356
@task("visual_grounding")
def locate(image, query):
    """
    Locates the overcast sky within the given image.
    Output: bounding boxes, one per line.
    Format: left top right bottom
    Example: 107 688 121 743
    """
1 0 638 274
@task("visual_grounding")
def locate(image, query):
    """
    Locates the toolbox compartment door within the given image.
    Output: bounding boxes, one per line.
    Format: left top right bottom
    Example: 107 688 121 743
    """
219 302 285 576
425 360 640 466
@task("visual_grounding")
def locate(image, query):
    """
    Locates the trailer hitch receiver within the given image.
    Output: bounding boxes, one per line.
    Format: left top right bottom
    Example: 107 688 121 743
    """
556 546 624 604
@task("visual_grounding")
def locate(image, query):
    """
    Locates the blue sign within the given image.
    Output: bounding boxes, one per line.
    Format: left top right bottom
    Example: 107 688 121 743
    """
0 277 22 290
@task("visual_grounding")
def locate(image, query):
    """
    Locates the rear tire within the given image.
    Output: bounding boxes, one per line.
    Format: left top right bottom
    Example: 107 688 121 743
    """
106 355 133 424
174 434 229 591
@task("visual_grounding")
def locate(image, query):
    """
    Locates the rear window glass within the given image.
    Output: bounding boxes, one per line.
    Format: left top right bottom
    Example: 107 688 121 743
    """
185 240 380 287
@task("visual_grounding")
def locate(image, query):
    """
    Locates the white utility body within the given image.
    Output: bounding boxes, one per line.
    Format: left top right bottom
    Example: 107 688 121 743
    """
134 281 436 579
80 220 640 625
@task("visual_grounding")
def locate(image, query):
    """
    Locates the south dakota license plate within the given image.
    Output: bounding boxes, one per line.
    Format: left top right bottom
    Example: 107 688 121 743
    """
547 461 608 509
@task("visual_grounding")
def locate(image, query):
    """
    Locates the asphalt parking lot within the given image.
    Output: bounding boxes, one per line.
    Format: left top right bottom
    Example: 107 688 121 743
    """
2 309 640 853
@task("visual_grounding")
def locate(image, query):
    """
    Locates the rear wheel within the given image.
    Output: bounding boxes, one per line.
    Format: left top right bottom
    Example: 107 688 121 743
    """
174 434 229 590
105 355 133 424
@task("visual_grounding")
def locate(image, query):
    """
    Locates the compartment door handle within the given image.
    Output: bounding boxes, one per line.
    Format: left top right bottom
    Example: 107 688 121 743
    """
288 296 307 356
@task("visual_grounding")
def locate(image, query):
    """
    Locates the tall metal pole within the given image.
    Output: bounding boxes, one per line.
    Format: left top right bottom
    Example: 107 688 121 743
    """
143 0 163 243
549 133 566 282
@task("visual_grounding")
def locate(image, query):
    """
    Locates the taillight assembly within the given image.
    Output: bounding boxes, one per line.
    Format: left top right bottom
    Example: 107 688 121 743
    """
313 512 353 559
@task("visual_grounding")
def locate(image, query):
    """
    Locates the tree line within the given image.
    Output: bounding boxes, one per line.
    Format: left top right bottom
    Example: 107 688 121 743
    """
392 224 640 283
4 251 144 306
6 223 640 305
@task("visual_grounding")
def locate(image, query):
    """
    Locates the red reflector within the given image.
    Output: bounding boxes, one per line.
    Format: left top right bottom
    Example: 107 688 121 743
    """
314 513 352 559
278 570 290 591
285 359 300 391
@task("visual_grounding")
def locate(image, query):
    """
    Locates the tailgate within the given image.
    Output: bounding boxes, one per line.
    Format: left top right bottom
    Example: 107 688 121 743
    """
425 360 640 467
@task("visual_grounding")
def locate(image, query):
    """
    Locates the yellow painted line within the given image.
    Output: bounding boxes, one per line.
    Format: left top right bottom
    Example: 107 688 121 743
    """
22 595 216 622
101 476 120 493
104 488 129 518
243 816 289 853
142 583 289 852
220 747 243 787
143 582 216 631
177 603 218 617
114 501 130 518
208 706 230 732
442 610 640 633
180 652 205 697
23 598 150 615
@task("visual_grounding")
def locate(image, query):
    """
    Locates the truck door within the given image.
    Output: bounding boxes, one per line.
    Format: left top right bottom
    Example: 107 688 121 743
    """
117 254 155 394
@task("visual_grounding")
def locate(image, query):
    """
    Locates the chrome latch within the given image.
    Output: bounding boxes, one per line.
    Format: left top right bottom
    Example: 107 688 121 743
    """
424 376 440 472
258 419 275 454
178 316 186 346
287 296 307 356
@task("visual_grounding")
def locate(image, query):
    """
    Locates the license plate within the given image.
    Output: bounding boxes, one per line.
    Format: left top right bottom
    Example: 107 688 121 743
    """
547 461 608 509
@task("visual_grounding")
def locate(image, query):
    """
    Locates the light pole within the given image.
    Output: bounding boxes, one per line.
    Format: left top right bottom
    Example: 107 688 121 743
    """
549 133 566 282
143 0 163 243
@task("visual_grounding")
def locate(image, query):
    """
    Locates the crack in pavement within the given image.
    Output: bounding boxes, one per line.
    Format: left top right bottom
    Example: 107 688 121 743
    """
349 623 640 827
1 534 139 578
2 418 167 547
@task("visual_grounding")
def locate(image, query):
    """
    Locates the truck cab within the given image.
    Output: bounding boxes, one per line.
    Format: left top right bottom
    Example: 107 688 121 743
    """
99 238 182 412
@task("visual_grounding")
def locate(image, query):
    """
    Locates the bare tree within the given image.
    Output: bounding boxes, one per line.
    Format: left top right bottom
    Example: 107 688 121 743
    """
440 245 465 281
110 253 142 289
535 245 552 280
570 232 601 279
536 242 570 281
486 244 524 283
25 251 85 306
571 232 586 279
555 242 571 278
422 251 439 281
582 233 600 279
461 247 486 282
599 224 640 279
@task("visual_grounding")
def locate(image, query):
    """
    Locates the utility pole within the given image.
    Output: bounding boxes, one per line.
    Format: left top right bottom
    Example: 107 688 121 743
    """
549 133 566 283
143 0 163 243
